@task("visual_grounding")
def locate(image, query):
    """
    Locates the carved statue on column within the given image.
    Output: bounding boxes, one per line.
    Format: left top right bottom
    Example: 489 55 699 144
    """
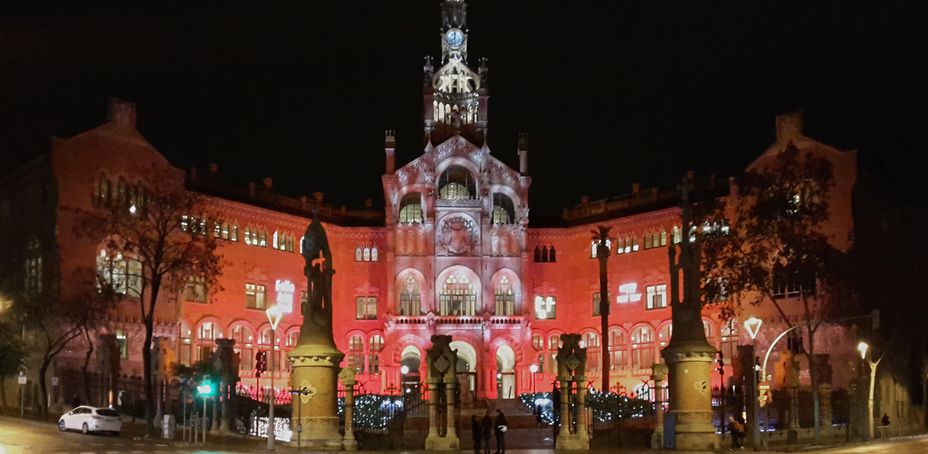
288 212 346 450
660 172 720 451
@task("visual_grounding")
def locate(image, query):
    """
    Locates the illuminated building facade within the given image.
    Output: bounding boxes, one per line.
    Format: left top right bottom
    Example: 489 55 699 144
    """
0 0 866 410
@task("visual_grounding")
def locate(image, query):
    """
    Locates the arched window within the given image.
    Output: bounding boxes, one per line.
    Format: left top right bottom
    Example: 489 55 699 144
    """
272 231 280 249
534 295 556 320
97 174 111 205
631 326 655 370
399 275 421 316
179 322 192 365
363 247 371 261
369 334 384 374
348 335 364 374
672 225 682 244
582 331 601 374
660 230 667 247
117 178 127 207
257 327 282 372
230 224 239 242
609 329 627 371
398 193 423 224
658 324 672 347
548 246 556 262
721 319 738 362
231 325 254 371
370 247 378 261
355 247 363 261
494 276 515 316
197 321 223 362
439 273 476 316
438 166 476 200
533 246 542 263
532 334 543 351
644 231 653 249
703 320 713 340
491 194 515 224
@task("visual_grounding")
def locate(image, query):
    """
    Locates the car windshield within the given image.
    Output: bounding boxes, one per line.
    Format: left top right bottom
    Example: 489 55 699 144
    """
95 409 120 417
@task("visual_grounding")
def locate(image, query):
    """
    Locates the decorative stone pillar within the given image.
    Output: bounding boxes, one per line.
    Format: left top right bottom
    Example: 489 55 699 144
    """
424 335 459 451
339 369 358 451
559 380 570 439
427 381 439 437
288 215 346 450
651 364 669 449
555 334 589 451
660 172 720 451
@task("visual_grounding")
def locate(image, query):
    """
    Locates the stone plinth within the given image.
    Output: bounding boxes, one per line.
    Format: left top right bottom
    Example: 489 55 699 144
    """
288 343 345 451
662 341 720 451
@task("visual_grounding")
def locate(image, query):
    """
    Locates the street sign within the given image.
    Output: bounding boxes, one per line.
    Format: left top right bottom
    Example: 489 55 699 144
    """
18 375 27 385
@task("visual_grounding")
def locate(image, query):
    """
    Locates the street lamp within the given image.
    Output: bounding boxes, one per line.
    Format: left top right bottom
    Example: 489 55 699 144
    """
743 317 763 451
858 341 883 442
529 364 539 395
265 305 284 451
196 380 214 444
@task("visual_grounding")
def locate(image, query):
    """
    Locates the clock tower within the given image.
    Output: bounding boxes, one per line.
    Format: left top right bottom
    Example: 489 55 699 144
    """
423 0 489 146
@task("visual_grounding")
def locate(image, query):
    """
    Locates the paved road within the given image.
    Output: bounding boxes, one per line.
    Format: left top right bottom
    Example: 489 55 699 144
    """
1 416 926 453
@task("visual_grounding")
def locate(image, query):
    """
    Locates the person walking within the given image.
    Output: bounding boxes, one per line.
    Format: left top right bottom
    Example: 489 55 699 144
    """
727 416 744 449
495 410 508 454
471 415 482 454
481 412 493 454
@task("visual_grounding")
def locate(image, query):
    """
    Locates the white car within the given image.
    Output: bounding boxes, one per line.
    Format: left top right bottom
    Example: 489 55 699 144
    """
58 406 122 435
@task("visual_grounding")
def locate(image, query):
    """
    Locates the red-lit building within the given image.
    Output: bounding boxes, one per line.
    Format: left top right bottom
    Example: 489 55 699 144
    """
1 0 866 411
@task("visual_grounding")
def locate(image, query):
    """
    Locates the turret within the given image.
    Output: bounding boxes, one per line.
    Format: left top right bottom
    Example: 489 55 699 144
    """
517 133 529 175
385 130 396 174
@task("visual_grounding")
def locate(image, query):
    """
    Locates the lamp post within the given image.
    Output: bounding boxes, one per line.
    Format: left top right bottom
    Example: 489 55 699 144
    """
265 305 284 451
196 380 214 444
858 342 883 442
743 317 763 451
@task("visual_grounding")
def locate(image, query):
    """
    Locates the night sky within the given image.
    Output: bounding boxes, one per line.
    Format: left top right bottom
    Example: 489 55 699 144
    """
1 1 926 214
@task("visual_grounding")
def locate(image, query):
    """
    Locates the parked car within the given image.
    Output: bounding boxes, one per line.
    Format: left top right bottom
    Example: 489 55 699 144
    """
58 406 122 435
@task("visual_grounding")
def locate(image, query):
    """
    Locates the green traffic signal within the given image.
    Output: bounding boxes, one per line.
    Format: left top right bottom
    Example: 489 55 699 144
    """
197 380 214 396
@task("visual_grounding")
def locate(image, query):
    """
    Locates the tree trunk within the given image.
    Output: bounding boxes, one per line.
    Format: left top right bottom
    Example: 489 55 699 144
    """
143 317 155 435
38 358 51 416
598 254 610 394
81 329 94 405
0 374 8 412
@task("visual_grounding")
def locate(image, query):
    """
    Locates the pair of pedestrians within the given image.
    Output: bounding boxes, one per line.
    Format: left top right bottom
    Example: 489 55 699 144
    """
471 410 508 454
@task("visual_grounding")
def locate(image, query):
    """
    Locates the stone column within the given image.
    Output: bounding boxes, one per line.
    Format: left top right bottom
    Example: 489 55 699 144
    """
559 380 571 437
651 364 669 449
342 373 358 451
427 380 439 437
662 344 719 451
575 378 587 438
445 383 457 439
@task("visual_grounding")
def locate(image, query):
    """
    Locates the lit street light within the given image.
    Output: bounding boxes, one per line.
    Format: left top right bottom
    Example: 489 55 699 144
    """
196 380 214 444
743 316 763 451
529 364 539 395
858 341 883 442
265 305 284 451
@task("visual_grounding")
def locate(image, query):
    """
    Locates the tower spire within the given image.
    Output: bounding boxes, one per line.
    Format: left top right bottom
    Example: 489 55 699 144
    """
423 0 488 146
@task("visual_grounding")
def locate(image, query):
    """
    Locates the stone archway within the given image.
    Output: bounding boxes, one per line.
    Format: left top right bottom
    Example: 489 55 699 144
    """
450 340 477 400
496 345 516 399
400 346 422 394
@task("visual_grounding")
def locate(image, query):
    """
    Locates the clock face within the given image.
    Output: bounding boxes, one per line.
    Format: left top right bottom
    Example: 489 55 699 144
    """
445 28 464 48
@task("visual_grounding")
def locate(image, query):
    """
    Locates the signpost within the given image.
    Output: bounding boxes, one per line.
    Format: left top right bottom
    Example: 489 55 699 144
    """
18 369 27 417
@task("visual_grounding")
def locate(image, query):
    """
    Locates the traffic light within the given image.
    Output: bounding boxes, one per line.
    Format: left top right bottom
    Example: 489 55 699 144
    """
197 379 214 397
255 351 267 377
716 351 725 375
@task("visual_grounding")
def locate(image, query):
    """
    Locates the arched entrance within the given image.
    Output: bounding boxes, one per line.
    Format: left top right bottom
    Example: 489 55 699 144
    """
449 340 477 401
400 346 422 396
496 345 516 399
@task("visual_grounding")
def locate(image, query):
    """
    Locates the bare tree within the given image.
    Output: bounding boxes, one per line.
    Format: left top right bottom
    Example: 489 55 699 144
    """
702 143 853 442
75 171 222 434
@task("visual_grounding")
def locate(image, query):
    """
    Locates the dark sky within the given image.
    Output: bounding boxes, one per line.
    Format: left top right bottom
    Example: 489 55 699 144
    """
1 1 926 213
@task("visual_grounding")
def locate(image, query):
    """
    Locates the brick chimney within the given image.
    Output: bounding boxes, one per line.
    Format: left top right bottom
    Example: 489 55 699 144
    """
385 130 396 174
776 111 804 144
107 98 137 129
